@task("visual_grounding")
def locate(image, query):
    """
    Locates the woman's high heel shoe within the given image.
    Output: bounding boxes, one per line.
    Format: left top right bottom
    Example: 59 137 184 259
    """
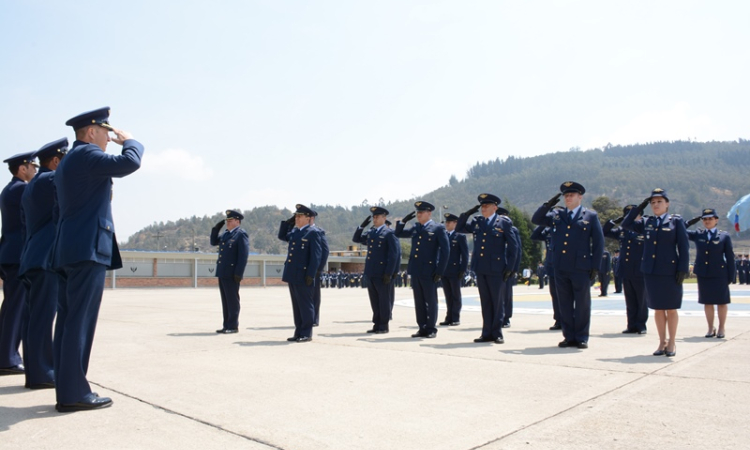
653 343 667 356
705 328 716 338
665 344 676 357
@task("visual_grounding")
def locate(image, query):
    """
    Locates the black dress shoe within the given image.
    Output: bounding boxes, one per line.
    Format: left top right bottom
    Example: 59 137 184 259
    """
313 323 319 327
577 341 588 349
622 329 637 334
286 336 299 342
502 322 511 328
296 336 312 343
216 329 226 333
549 324 562 330
449 322 460 326
56 394 112 413
716 332 726 339
374 330 389 334
366 329 377 333
637 330 647 335
705 329 716 338
473 337 492 343
493 338 504 344
558 340 576 348
222 329 238 334
411 332 425 338
0 364 25 375
424 332 436 338
26 382 55 390
438 321 450 326
653 348 666 356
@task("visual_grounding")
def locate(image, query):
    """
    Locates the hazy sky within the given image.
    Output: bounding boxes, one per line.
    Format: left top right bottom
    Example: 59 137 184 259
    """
2 1 748 239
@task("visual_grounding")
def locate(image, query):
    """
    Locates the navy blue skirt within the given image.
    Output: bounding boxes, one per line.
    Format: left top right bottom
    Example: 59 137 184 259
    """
697 276 731 305
644 274 683 310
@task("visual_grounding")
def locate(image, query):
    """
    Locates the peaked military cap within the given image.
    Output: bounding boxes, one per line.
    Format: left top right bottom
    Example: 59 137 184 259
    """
478 193 500 205
65 106 113 130
295 204 317 216
444 213 459 222
701 208 718 219
648 188 669 202
623 204 637 215
225 209 244 220
3 151 37 166
370 206 389 216
560 181 585 195
33 137 68 160
414 201 435 211
497 207 510 216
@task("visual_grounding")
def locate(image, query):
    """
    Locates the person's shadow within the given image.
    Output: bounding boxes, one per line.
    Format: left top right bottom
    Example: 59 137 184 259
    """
0 404 57 432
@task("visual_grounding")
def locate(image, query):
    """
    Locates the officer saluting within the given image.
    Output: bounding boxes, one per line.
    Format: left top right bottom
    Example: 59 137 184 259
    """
210 210 250 334
277 204 323 342
439 213 468 326
395 201 449 338
18 138 68 388
353 206 400 334
532 182 604 349
456 194 517 344
0 151 38 376
53 107 143 411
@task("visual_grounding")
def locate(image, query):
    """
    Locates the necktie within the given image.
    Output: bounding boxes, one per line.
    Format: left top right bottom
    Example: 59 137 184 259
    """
656 217 661 228
568 211 574 222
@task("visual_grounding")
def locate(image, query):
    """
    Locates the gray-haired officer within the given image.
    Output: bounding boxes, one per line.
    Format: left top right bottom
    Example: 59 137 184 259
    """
210 209 250 334
18 138 67 388
353 206 400 334
532 182 604 349
278 204 323 342
456 194 518 344
439 213 468 326
53 106 143 411
603 205 648 334
0 151 37 376
395 201 449 338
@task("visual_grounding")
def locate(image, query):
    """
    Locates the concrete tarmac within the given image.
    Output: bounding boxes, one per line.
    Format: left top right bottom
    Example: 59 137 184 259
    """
1 284 748 449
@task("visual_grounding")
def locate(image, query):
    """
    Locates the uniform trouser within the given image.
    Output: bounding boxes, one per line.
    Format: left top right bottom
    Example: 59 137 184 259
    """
23 269 58 385
549 275 560 325
441 275 462 323
411 276 438 335
0 264 26 368
503 278 514 324
313 275 322 325
54 261 106 404
476 272 505 340
288 283 315 338
614 275 623 293
218 277 241 330
538 275 545 289
599 272 610 295
367 276 391 331
554 269 591 343
623 276 648 332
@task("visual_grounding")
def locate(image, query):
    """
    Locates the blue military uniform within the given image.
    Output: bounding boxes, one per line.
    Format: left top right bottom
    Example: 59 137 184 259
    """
18 138 68 387
503 220 522 327
278 204 323 342
312 225 329 326
353 207 399 333
532 182 604 348
531 223 561 329
621 189 689 310
456 194 518 343
0 151 37 375
395 201 450 338
598 251 611 296
603 205 648 333
612 253 623 293
210 210 250 333
53 107 143 410
687 209 734 305
440 213 468 326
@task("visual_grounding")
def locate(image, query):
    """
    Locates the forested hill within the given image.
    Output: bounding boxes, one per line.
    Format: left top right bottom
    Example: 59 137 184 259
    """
122 139 750 255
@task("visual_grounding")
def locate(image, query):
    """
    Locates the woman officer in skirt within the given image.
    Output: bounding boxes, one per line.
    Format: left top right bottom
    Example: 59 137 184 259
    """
685 208 735 339
622 189 690 357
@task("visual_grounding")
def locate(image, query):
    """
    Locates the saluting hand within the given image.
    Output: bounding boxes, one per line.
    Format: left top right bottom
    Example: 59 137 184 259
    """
402 211 416 223
360 216 372 228
637 198 650 212
285 215 295 226
214 219 225 229
544 193 562 208
463 204 480 216
686 216 701 227
110 127 134 145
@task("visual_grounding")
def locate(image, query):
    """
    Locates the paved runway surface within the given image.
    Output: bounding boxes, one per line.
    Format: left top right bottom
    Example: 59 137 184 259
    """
2 284 748 449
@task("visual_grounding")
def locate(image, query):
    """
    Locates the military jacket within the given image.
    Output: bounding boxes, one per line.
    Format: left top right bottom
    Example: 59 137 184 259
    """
352 225 399 277
210 226 249 278
394 220 449 278
603 220 644 279
621 211 689 276
278 222 323 285
688 229 735 280
532 205 604 273
456 214 518 275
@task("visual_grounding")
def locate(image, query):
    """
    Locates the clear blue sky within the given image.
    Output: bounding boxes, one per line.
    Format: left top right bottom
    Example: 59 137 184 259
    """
2 1 748 239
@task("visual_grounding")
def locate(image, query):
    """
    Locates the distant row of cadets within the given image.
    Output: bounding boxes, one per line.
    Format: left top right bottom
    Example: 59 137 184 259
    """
210 183 734 359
